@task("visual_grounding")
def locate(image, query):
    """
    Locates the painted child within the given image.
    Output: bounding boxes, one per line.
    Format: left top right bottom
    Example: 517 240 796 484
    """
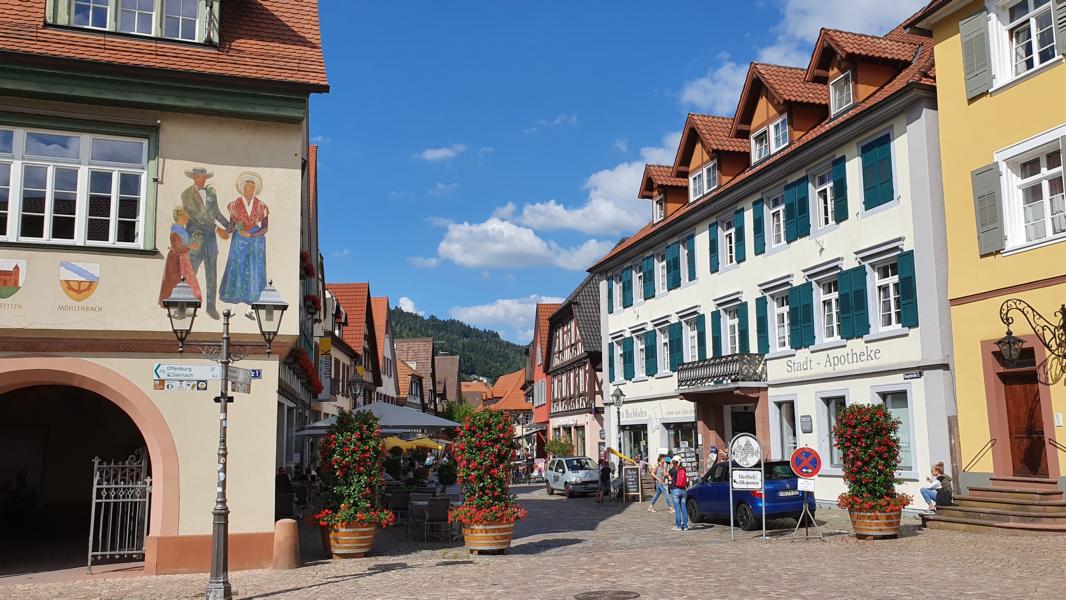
159 207 204 305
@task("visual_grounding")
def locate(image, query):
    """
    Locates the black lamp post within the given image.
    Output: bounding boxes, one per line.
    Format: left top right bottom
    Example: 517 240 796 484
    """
609 386 625 454
998 298 1066 371
162 278 288 600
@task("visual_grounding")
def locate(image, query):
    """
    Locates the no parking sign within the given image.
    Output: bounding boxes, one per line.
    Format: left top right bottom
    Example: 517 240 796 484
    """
790 447 822 478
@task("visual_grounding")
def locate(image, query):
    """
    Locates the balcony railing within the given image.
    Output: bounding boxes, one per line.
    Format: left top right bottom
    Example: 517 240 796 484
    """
677 353 766 388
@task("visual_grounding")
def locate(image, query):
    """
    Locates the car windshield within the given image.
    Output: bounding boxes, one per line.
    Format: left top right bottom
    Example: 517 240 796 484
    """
565 458 596 471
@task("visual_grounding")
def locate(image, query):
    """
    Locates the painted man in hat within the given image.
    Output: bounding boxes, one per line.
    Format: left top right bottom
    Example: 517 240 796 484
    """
181 167 230 319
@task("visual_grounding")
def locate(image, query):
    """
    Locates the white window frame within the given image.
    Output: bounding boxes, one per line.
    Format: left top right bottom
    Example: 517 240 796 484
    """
772 293 790 351
614 341 624 383
721 219 736 266
873 385 916 474
769 115 789 153
162 0 202 42
118 0 157 35
689 170 705 201
681 238 692 283
635 264 644 301
705 160 719 192
874 259 902 331
657 252 668 293
636 334 646 377
1003 138 1065 249
813 166 835 229
830 71 854 115
751 128 770 162
73 0 112 30
658 326 670 373
768 192 785 248
817 391 849 470
818 278 841 343
724 307 740 355
0 125 148 248
685 318 699 361
771 397 798 460
653 196 665 222
614 273 623 310
988 0 1062 89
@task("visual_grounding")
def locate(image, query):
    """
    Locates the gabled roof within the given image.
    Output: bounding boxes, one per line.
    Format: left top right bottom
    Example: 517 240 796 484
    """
731 63 827 137
396 359 421 402
461 381 491 404
548 274 602 367
639 165 687 199
489 369 531 412
671 114 750 177
0 0 328 91
326 283 370 355
901 0 965 30
434 355 460 403
370 297 391 372
535 303 561 361
394 338 434 397
806 29 919 80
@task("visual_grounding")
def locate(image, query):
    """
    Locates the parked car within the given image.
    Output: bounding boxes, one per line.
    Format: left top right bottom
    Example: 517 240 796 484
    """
685 460 816 530
544 456 601 498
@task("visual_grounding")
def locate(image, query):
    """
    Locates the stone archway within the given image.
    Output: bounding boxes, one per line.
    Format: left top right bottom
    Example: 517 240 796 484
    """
0 356 181 551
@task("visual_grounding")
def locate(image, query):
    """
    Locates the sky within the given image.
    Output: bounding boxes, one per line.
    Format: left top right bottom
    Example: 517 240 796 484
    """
312 0 927 343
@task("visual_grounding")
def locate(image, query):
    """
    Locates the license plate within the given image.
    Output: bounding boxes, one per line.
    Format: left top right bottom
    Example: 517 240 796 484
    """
779 490 799 497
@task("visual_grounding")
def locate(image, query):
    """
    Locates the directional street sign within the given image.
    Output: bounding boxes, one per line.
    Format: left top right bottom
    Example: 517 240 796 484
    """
229 381 252 394
790 447 823 478
153 363 221 381
732 469 763 490
227 367 252 385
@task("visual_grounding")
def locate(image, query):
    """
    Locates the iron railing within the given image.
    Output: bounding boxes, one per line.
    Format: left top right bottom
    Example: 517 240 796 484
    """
962 438 996 472
87 450 151 573
676 353 766 388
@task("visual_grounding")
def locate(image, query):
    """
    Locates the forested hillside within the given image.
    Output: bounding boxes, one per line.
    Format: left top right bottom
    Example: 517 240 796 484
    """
389 308 526 381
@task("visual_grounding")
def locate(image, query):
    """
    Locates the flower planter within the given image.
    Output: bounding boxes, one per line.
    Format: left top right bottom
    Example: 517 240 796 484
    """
462 521 515 555
329 524 376 558
319 524 332 556
849 510 902 540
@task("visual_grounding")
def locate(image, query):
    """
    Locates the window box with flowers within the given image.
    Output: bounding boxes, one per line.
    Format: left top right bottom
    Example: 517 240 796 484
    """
832 403 912 539
300 250 317 280
304 294 322 315
451 410 528 553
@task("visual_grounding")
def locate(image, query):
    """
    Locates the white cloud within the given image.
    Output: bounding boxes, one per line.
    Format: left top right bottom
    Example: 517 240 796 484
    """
679 0 926 112
478 146 495 156
436 217 611 271
330 248 352 259
612 138 629 153
397 296 425 316
426 216 454 228
506 131 682 235
310 135 331 145
408 256 440 268
524 113 579 133
414 144 468 161
451 294 565 342
428 181 459 196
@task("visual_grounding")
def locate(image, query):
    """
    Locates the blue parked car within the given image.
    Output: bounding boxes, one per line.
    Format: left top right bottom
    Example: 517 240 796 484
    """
684 460 816 531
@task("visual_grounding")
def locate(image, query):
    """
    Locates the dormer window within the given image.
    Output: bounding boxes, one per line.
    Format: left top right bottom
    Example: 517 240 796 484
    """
752 129 770 162
73 0 110 30
689 171 705 201
752 115 788 162
770 115 789 152
653 196 666 222
705 160 718 192
830 72 854 115
52 0 219 45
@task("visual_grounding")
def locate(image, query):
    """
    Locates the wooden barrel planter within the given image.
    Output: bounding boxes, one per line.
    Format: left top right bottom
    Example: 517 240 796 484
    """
849 510 902 539
328 524 376 558
462 521 515 555
320 524 332 556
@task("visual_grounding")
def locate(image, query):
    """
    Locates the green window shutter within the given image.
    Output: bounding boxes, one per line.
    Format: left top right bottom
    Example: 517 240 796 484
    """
608 343 615 381
832 156 848 223
737 302 750 354
710 310 722 358
642 256 656 299
734 208 747 263
607 277 614 313
795 176 811 238
862 135 894 210
850 267 871 338
644 330 658 376
784 180 798 242
686 234 697 281
837 269 854 340
755 296 769 354
668 322 684 371
752 198 766 255
708 223 719 273
800 282 815 348
898 250 919 328
622 266 633 308
972 163 1005 255
960 10 993 99
1055 1 1066 56
788 286 802 350
622 337 635 380
666 243 681 289
696 314 707 360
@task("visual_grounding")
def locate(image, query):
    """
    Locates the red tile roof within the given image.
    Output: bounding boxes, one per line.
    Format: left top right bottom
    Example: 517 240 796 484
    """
394 338 434 397
752 63 828 105
535 303 561 365
689 114 751 154
0 0 328 91
327 283 370 355
591 27 934 271
489 369 531 412
806 29 919 80
644 165 687 188
308 144 318 222
370 297 390 372
396 359 420 402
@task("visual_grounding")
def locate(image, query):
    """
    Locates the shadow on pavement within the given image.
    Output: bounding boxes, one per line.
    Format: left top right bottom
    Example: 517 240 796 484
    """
508 537 584 555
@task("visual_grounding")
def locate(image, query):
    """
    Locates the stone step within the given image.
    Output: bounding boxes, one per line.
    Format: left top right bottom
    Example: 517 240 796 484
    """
936 505 1066 525
955 495 1066 513
967 486 1063 502
988 476 1062 491
922 514 1066 536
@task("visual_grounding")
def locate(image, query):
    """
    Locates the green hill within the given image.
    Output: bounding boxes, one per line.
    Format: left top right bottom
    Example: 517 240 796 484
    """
388 308 526 381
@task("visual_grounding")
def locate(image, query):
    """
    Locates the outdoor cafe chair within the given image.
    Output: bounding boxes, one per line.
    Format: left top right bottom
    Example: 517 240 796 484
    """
407 493 434 536
387 490 410 526
421 497 453 542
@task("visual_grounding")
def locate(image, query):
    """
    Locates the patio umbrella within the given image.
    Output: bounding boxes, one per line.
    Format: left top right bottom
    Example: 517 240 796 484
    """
405 437 443 451
383 435 410 451
295 402 460 437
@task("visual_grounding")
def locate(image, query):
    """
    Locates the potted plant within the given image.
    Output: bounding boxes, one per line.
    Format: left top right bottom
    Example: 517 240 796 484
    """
833 403 912 539
450 410 528 554
315 410 395 558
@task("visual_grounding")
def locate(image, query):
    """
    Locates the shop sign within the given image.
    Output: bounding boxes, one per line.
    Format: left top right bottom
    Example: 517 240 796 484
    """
784 347 883 374
731 469 762 490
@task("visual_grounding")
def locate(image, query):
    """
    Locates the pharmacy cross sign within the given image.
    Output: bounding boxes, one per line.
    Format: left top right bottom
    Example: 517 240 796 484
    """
790 447 822 478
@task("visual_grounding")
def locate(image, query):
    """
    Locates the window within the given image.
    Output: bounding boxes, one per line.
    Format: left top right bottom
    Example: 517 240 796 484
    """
614 274 623 310
657 252 667 293
653 196 665 222
73 0 110 29
685 318 698 361
0 126 147 247
751 129 770 162
689 170 705 201
119 0 155 35
830 72 853 115
1007 0 1056 76
681 239 692 282
705 161 718 192
879 391 913 471
814 167 834 228
773 294 790 351
876 261 902 329
614 341 624 382
770 115 789 152
164 0 199 41
824 396 847 467
776 401 797 459
659 327 670 372
820 280 840 341
1015 145 1065 243
725 308 740 355
635 266 644 302
721 219 736 266
635 335 646 377
768 194 785 247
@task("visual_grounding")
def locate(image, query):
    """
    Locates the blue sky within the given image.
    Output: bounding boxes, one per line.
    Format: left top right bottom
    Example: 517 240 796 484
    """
312 0 925 343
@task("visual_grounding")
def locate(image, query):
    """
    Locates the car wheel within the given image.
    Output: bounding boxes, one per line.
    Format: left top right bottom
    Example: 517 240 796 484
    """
686 499 703 523
564 483 573 498
545 482 554 496
736 503 757 531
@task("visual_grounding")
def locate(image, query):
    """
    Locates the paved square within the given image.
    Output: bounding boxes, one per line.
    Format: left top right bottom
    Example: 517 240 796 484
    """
5 484 1066 599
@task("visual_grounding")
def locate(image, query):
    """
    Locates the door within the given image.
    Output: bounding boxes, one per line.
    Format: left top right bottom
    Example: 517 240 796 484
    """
1002 372 1049 478
729 405 757 438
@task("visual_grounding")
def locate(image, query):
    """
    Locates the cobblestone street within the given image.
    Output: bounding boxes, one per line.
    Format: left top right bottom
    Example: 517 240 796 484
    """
4 484 1066 599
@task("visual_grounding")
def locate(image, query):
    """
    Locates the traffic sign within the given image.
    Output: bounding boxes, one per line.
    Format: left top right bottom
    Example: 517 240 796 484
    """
153 363 221 381
732 469 763 490
797 478 816 492
730 434 762 468
790 447 822 478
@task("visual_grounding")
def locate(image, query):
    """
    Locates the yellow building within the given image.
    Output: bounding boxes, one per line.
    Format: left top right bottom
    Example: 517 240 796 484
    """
908 0 1066 514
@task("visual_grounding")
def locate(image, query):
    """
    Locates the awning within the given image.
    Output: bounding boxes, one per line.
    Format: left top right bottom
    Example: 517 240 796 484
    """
295 402 460 437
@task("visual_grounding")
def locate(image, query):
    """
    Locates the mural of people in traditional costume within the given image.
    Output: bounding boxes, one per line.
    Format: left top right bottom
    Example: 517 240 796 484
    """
180 167 229 319
158 207 204 305
219 171 269 306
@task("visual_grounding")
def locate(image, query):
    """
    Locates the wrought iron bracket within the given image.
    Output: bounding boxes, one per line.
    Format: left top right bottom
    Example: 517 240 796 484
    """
186 342 272 362
999 298 1066 359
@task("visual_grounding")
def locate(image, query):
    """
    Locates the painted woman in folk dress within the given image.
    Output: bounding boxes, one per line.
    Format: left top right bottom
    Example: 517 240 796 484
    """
218 172 269 305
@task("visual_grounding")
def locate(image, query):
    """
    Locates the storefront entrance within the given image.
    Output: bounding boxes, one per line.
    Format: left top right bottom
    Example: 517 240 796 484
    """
620 424 648 461
727 404 757 439
1001 372 1049 478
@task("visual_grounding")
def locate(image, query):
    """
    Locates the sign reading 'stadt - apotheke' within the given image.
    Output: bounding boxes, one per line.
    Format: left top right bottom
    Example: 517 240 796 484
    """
784 347 883 374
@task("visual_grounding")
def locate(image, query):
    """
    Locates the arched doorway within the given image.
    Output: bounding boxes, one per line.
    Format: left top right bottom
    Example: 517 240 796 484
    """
0 385 147 574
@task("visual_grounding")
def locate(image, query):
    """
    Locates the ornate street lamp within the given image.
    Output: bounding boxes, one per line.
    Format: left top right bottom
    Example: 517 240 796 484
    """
610 386 625 455
998 298 1066 373
996 329 1025 368
161 283 288 600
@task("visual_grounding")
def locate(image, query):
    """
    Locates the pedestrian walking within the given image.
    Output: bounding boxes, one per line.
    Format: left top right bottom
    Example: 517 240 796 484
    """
647 454 673 513
668 456 689 530
596 457 612 503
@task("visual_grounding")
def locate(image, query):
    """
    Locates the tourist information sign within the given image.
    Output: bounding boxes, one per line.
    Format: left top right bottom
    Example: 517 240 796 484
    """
153 363 221 381
728 433 766 541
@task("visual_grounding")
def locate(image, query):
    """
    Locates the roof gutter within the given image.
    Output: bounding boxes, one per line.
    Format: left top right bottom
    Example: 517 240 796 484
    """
590 83 936 274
